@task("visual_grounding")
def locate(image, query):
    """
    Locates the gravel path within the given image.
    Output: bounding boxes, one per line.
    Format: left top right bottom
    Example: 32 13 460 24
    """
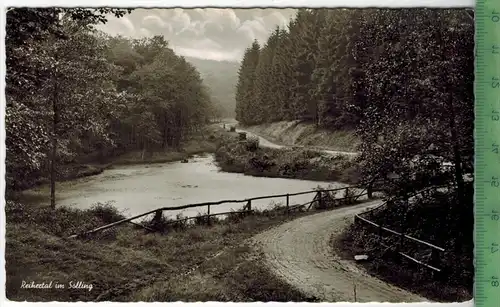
218 122 357 157
252 200 428 303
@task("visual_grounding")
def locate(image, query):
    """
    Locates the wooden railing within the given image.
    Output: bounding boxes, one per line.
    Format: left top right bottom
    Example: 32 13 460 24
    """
68 182 380 239
353 184 456 273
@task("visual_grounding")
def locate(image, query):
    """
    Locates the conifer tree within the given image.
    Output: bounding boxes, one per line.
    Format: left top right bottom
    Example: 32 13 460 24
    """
254 27 280 123
235 40 260 125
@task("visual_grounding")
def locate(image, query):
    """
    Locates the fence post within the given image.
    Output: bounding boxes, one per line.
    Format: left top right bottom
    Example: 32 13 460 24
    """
286 194 290 216
353 282 357 302
153 210 163 232
399 229 405 249
345 187 350 204
430 248 440 268
367 184 373 199
207 204 211 225
318 191 323 209
247 199 252 213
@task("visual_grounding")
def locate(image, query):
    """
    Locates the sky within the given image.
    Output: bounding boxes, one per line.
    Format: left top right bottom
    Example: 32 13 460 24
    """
97 8 297 62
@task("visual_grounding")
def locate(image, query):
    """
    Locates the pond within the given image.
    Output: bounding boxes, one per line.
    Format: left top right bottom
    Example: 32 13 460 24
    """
20 154 348 220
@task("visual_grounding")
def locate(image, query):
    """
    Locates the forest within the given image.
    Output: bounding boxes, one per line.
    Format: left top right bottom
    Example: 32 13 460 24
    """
236 8 473 197
235 8 474 287
185 56 240 119
5 8 218 195
4 8 475 300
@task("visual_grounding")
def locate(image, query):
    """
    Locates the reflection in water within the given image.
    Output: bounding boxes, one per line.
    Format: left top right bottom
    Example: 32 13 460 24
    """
20 154 347 218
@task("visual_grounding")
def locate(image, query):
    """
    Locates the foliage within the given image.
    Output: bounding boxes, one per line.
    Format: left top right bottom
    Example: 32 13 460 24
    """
244 137 260 152
5 200 123 237
6 198 318 302
340 182 473 301
235 7 473 246
236 10 473 294
185 56 240 118
5 8 216 193
215 137 359 183
235 40 260 124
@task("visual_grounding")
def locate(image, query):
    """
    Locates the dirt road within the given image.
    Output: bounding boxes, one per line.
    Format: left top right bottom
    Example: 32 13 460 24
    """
218 122 358 157
252 200 428 303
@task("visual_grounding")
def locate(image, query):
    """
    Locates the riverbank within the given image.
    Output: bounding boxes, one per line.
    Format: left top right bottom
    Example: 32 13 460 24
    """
333 183 473 302
5 200 319 302
238 120 360 153
214 136 361 184
7 124 235 198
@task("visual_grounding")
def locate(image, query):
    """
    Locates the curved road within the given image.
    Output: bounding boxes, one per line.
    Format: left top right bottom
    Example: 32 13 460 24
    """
252 200 428 303
219 121 358 157
218 119 450 302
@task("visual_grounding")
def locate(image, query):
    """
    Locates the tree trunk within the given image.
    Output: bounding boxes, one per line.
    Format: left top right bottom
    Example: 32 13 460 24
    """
442 19 465 208
199 125 205 140
50 74 59 210
447 97 466 252
437 18 466 251
448 109 465 200
162 112 168 149
315 100 320 128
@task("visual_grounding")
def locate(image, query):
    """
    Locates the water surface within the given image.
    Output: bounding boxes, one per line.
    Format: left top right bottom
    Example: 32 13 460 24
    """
22 154 347 219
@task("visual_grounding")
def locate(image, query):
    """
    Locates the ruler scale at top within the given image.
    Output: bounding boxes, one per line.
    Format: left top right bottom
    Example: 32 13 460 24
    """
475 1 500 307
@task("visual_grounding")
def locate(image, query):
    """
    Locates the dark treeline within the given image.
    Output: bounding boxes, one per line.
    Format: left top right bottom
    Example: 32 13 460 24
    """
236 8 473 128
236 8 473 189
236 8 474 251
6 8 217 195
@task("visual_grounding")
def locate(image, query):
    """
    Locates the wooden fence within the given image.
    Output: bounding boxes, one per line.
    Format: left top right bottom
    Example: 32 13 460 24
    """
68 181 381 239
353 184 456 274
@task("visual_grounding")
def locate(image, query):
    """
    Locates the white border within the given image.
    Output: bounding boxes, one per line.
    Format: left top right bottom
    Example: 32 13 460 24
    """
1 1 475 307
2 0 474 7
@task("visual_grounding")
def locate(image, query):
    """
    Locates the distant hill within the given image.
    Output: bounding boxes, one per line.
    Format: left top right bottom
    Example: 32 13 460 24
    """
185 56 239 118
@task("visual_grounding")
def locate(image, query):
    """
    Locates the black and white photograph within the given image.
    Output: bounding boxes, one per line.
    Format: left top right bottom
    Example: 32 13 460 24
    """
4 6 474 303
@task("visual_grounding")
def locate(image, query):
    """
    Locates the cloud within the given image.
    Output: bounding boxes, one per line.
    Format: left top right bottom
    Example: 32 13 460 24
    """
97 8 298 62
172 8 192 31
236 19 269 43
261 11 291 29
101 16 136 37
142 15 172 33
201 8 241 29
138 28 152 37
120 18 136 33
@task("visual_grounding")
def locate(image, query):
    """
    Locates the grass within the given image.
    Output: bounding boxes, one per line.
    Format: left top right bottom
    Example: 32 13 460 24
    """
333 184 473 302
5 200 319 302
5 123 366 302
214 136 361 184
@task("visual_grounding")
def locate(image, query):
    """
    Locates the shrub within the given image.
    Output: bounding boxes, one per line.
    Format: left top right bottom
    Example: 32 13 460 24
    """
341 183 473 301
88 202 127 224
245 136 260 151
5 201 122 237
343 187 358 205
226 209 247 223
247 155 275 171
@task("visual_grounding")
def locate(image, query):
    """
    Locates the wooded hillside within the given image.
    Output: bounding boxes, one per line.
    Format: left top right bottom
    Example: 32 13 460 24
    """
5 8 217 192
236 8 473 187
185 56 239 119
236 7 474 243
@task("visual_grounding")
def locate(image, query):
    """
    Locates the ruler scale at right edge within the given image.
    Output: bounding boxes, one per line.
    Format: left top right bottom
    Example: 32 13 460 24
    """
475 1 500 307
